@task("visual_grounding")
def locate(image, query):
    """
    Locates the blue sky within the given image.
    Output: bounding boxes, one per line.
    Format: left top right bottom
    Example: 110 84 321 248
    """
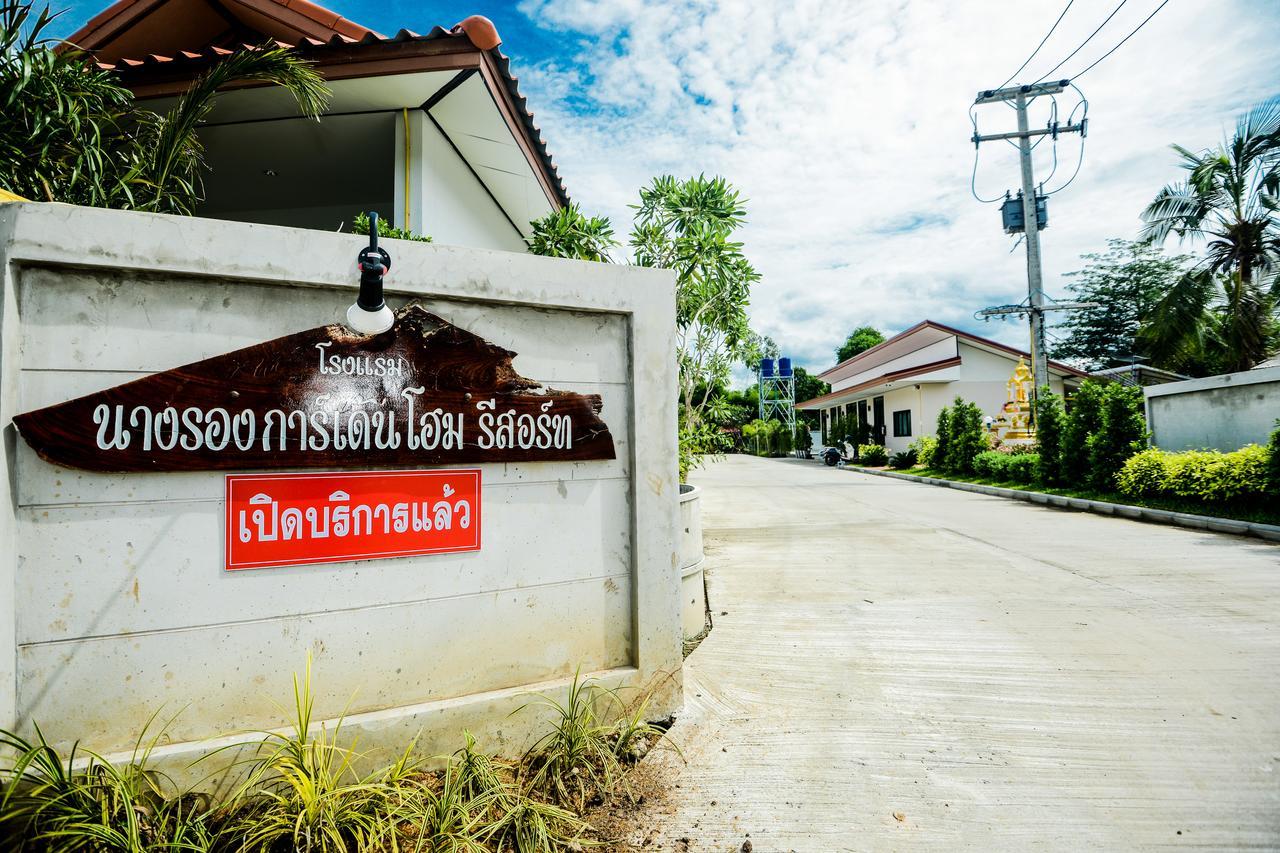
54 0 1280 375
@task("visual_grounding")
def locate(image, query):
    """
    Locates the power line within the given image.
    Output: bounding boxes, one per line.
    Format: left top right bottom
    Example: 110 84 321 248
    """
1069 0 1171 80
1045 85 1089 194
993 0 1076 91
1032 0 1130 84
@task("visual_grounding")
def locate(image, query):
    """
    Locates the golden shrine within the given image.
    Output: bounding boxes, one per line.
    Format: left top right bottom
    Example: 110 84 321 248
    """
988 358 1036 443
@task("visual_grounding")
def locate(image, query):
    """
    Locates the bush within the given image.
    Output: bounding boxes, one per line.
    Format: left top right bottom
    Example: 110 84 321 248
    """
1086 383 1146 491
933 407 952 472
1033 389 1065 486
910 435 938 468
1267 420 1280 497
973 450 1011 479
1006 453 1039 484
1060 381 1104 487
794 424 813 454
889 449 918 469
945 398 986 475
1117 444 1271 503
857 444 888 466
1115 448 1169 498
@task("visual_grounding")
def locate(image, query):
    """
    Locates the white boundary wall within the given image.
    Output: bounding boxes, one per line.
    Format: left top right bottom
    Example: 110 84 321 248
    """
0 202 680 780
1145 366 1280 452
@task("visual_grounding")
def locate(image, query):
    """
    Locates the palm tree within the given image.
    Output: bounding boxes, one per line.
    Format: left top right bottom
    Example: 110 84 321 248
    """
1 1 328 213
1139 97 1280 373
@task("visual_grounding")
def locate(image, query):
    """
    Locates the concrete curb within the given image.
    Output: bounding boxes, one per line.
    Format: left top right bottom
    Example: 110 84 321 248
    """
845 466 1280 543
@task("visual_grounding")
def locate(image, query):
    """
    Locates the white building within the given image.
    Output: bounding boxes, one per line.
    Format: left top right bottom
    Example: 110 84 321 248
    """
797 321 1087 453
66 0 568 251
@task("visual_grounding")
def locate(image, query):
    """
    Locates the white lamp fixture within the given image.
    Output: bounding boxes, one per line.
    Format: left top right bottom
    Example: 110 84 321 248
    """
347 211 395 335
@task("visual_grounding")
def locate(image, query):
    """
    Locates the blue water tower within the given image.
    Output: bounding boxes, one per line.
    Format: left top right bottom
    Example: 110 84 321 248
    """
777 357 793 378
759 358 775 378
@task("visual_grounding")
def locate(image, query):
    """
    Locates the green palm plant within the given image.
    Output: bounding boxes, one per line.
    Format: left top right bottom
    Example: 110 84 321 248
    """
0 0 328 213
1139 96 1280 373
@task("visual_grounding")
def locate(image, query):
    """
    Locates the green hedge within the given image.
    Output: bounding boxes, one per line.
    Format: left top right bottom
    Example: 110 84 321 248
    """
857 444 889 466
1118 445 1270 502
973 450 1039 484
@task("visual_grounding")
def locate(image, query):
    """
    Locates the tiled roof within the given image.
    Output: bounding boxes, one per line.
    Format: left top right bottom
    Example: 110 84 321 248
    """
68 5 569 207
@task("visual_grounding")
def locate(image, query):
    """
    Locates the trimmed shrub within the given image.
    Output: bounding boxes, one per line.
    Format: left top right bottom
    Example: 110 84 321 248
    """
1086 383 1147 491
910 435 938 468
1115 448 1167 498
973 450 1011 479
794 424 813 454
889 449 918 470
1060 381 1104 487
858 444 889 466
1117 444 1270 503
946 398 986 475
933 407 952 472
1033 389 1065 486
1267 420 1280 497
1006 453 1039 484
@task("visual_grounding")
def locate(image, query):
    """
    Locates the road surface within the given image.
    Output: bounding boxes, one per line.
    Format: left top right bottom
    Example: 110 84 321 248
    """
633 455 1280 851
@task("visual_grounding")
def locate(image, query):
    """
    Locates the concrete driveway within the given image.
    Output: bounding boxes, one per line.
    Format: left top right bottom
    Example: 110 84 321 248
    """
637 455 1280 852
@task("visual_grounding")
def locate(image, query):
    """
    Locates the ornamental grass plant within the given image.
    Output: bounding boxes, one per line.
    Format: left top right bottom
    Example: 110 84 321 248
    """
0 662 674 852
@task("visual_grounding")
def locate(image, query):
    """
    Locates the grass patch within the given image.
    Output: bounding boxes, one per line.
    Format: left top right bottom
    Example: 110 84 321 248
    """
882 467 1280 526
0 660 676 852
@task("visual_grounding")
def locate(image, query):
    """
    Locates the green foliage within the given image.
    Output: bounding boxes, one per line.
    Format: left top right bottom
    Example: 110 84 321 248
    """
526 203 618 262
678 417 723 482
973 450 1010 480
793 423 813 452
1139 96 1280 373
909 435 938 468
3 661 667 852
835 326 885 363
1051 239 1195 371
351 211 431 242
1006 453 1039 484
932 406 952 472
1060 381 1105 487
857 444 888 466
741 418 791 457
888 449 917 469
0 714 215 850
1117 445 1271 502
1033 389 1065 486
1085 383 1147 491
1 1 329 213
944 398 986 475
1268 420 1280 497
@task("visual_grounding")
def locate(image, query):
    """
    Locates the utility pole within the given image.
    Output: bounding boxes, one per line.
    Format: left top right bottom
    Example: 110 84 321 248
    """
972 81 1085 399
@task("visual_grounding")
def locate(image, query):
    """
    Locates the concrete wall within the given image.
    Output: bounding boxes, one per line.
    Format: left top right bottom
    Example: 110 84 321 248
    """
0 202 680 779
1145 367 1280 452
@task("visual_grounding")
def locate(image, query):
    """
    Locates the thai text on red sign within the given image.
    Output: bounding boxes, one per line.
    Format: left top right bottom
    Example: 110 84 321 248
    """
225 469 481 571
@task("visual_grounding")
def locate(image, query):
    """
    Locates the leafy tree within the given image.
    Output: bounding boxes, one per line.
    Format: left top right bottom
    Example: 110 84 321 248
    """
1086 384 1147 491
1032 389 1065 486
526 203 618 262
1060 381 1105 487
352 212 430 242
836 326 885 363
631 175 760 430
945 398 986 476
1139 96 1280 373
933 405 952 473
1052 239 1194 371
792 366 829 427
0 2 328 212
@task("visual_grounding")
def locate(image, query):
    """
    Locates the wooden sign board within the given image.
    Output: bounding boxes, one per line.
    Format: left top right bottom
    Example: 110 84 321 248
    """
225 469 481 571
13 306 616 471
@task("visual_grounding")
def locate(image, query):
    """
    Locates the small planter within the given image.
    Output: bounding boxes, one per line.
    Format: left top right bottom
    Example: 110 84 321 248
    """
678 483 707 639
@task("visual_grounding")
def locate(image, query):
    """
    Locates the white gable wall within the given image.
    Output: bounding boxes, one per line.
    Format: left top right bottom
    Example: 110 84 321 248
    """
830 336 957 393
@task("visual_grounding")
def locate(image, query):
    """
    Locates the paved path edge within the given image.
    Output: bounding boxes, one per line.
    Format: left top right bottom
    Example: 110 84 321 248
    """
845 466 1280 543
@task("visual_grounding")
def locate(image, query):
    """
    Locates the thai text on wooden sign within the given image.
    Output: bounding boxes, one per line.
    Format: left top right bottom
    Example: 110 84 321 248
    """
226 469 480 571
13 306 615 471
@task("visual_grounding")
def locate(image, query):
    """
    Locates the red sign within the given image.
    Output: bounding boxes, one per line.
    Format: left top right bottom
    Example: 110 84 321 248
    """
225 469 481 571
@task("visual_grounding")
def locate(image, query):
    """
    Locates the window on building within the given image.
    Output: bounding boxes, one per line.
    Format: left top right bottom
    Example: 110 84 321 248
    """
892 409 912 437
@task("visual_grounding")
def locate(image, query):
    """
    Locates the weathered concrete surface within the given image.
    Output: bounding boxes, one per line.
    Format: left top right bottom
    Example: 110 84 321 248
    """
640 454 1280 851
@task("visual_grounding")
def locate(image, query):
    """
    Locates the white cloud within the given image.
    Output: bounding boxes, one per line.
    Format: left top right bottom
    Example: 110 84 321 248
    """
516 0 1280 373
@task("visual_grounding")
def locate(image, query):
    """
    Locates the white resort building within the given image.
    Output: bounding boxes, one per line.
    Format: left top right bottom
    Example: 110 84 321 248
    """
797 320 1088 453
